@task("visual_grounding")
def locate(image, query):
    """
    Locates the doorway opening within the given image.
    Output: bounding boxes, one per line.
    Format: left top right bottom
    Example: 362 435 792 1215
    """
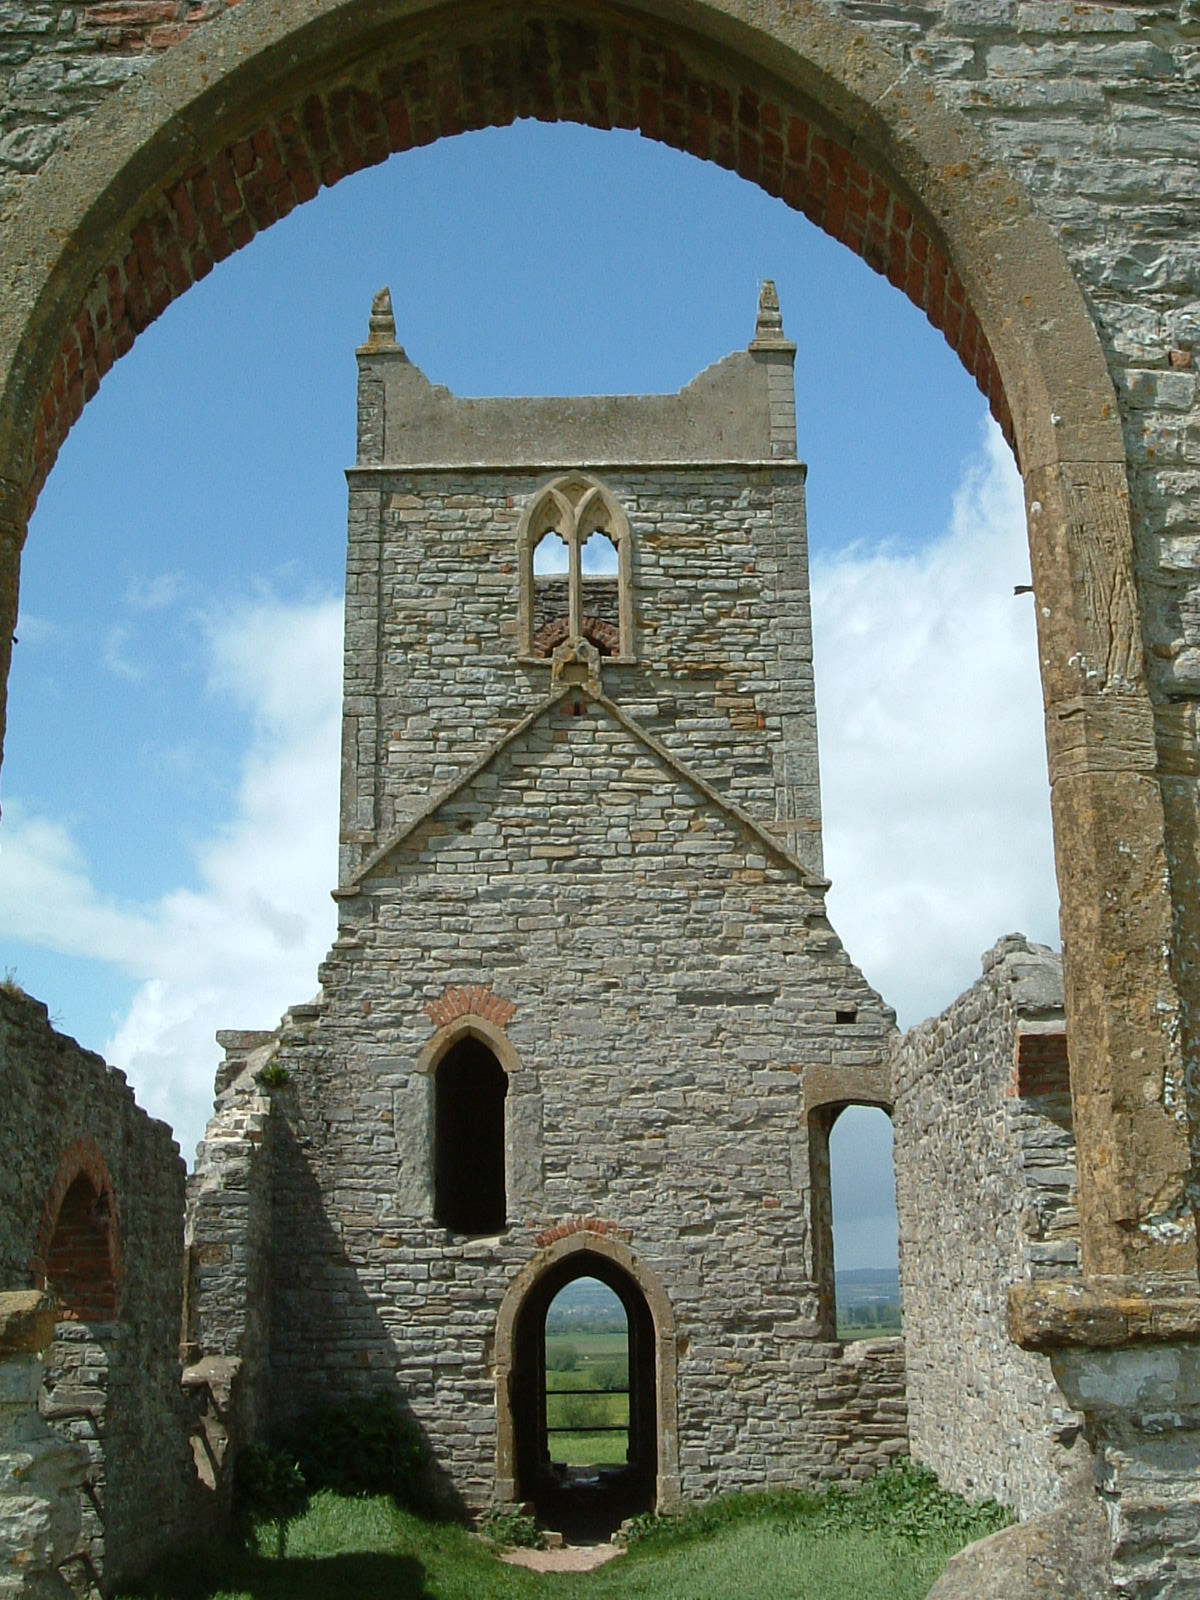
511 1253 656 1539
544 1277 630 1473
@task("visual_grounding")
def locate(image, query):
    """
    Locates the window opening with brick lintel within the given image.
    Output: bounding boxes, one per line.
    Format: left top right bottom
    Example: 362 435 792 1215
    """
433 1036 508 1235
518 474 633 661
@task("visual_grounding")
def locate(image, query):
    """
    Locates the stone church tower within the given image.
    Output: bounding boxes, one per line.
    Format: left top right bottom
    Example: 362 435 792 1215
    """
221 285 904 1524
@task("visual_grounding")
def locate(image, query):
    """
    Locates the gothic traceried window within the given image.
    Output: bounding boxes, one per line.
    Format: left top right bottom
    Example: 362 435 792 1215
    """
518 474 633 660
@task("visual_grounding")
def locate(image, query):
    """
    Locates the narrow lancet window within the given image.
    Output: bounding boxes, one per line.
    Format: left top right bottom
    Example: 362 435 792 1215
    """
580 530 620 656
533 530 571 650
434 1036 508 1234
813 1104 900 1340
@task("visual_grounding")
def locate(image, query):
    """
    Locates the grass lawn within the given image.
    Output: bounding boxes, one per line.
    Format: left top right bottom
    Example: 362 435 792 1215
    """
119 1470 1005 1600
544 1331 630 1466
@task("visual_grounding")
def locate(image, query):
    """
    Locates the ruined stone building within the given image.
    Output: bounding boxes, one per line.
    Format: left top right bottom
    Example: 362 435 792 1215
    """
0 284 1141 1594
5 1 1200 1594
188 283 910 1523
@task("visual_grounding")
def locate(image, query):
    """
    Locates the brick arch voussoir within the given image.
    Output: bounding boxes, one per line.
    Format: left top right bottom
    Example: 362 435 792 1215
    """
29 1135 123 1310
22 7 1023 515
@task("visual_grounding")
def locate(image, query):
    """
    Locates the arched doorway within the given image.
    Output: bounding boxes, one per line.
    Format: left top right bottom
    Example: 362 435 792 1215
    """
495 1230 679 1533
0 0 1186 1289
512 1253 655 1534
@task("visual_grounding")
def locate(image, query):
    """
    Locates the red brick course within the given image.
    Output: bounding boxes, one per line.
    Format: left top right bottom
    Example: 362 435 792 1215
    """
80 0 209 55
26 10 1013 511
534 1216 634 1249
1011 1030 1071 1100
425 983 516 1031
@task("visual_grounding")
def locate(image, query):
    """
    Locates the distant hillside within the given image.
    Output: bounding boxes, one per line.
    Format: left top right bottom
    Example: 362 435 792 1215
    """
547 1270 901 1333
835 1267 899 1304
546 1276 626 1332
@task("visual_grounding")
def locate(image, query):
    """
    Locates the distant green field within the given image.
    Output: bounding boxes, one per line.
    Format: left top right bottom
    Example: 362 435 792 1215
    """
544 1331 630 1466
837 1308 902 1342
546 1331 629 1361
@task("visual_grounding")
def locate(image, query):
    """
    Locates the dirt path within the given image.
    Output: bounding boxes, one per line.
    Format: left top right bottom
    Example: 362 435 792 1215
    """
500 1543 625 1573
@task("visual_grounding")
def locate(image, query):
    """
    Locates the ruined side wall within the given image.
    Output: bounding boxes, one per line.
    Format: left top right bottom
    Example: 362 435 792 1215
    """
0 1291 89 1598
184 1030 277 1443
0 985 197 1587
892 936 1083 1521
814 1337 907 1483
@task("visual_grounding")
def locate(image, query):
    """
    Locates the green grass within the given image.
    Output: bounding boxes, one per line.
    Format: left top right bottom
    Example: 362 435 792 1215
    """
545 1332 630 1466
118 1464 1009 1600
837 1322 901 1341
545 1428 629 1466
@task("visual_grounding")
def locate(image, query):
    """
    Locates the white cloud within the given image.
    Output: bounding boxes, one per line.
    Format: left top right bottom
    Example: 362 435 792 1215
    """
0 594 342 1164
813 420 1059 1028
125 571 186 612
533 531 569 575
102 623 145 681
0 802 156 962
582 531 618 574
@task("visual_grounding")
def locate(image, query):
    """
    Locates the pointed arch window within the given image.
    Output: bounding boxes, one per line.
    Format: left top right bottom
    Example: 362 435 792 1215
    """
518 475 633 660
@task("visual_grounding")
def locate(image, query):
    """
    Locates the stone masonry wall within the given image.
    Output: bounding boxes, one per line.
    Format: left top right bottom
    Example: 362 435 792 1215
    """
42 1320 111 1591
3 3 1198 719
342 463 820 876
892 935 1086 1522
263 691 901 1509
0 1291 88 1600
183 1029 276 1443
813 1337 908 1483
0 984 197 1589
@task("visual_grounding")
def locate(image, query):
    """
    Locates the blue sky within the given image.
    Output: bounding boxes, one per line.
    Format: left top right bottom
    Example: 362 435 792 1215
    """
0 122 1058 1271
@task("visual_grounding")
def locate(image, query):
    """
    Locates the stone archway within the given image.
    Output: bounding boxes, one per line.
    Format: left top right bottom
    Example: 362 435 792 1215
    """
494 1228 680 1515
0 0 1193 1374
31 1137 122 1319
0 1 1186 1291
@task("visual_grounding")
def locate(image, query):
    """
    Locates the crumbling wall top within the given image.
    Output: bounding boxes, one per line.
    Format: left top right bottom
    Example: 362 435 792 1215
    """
353 282 799 468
